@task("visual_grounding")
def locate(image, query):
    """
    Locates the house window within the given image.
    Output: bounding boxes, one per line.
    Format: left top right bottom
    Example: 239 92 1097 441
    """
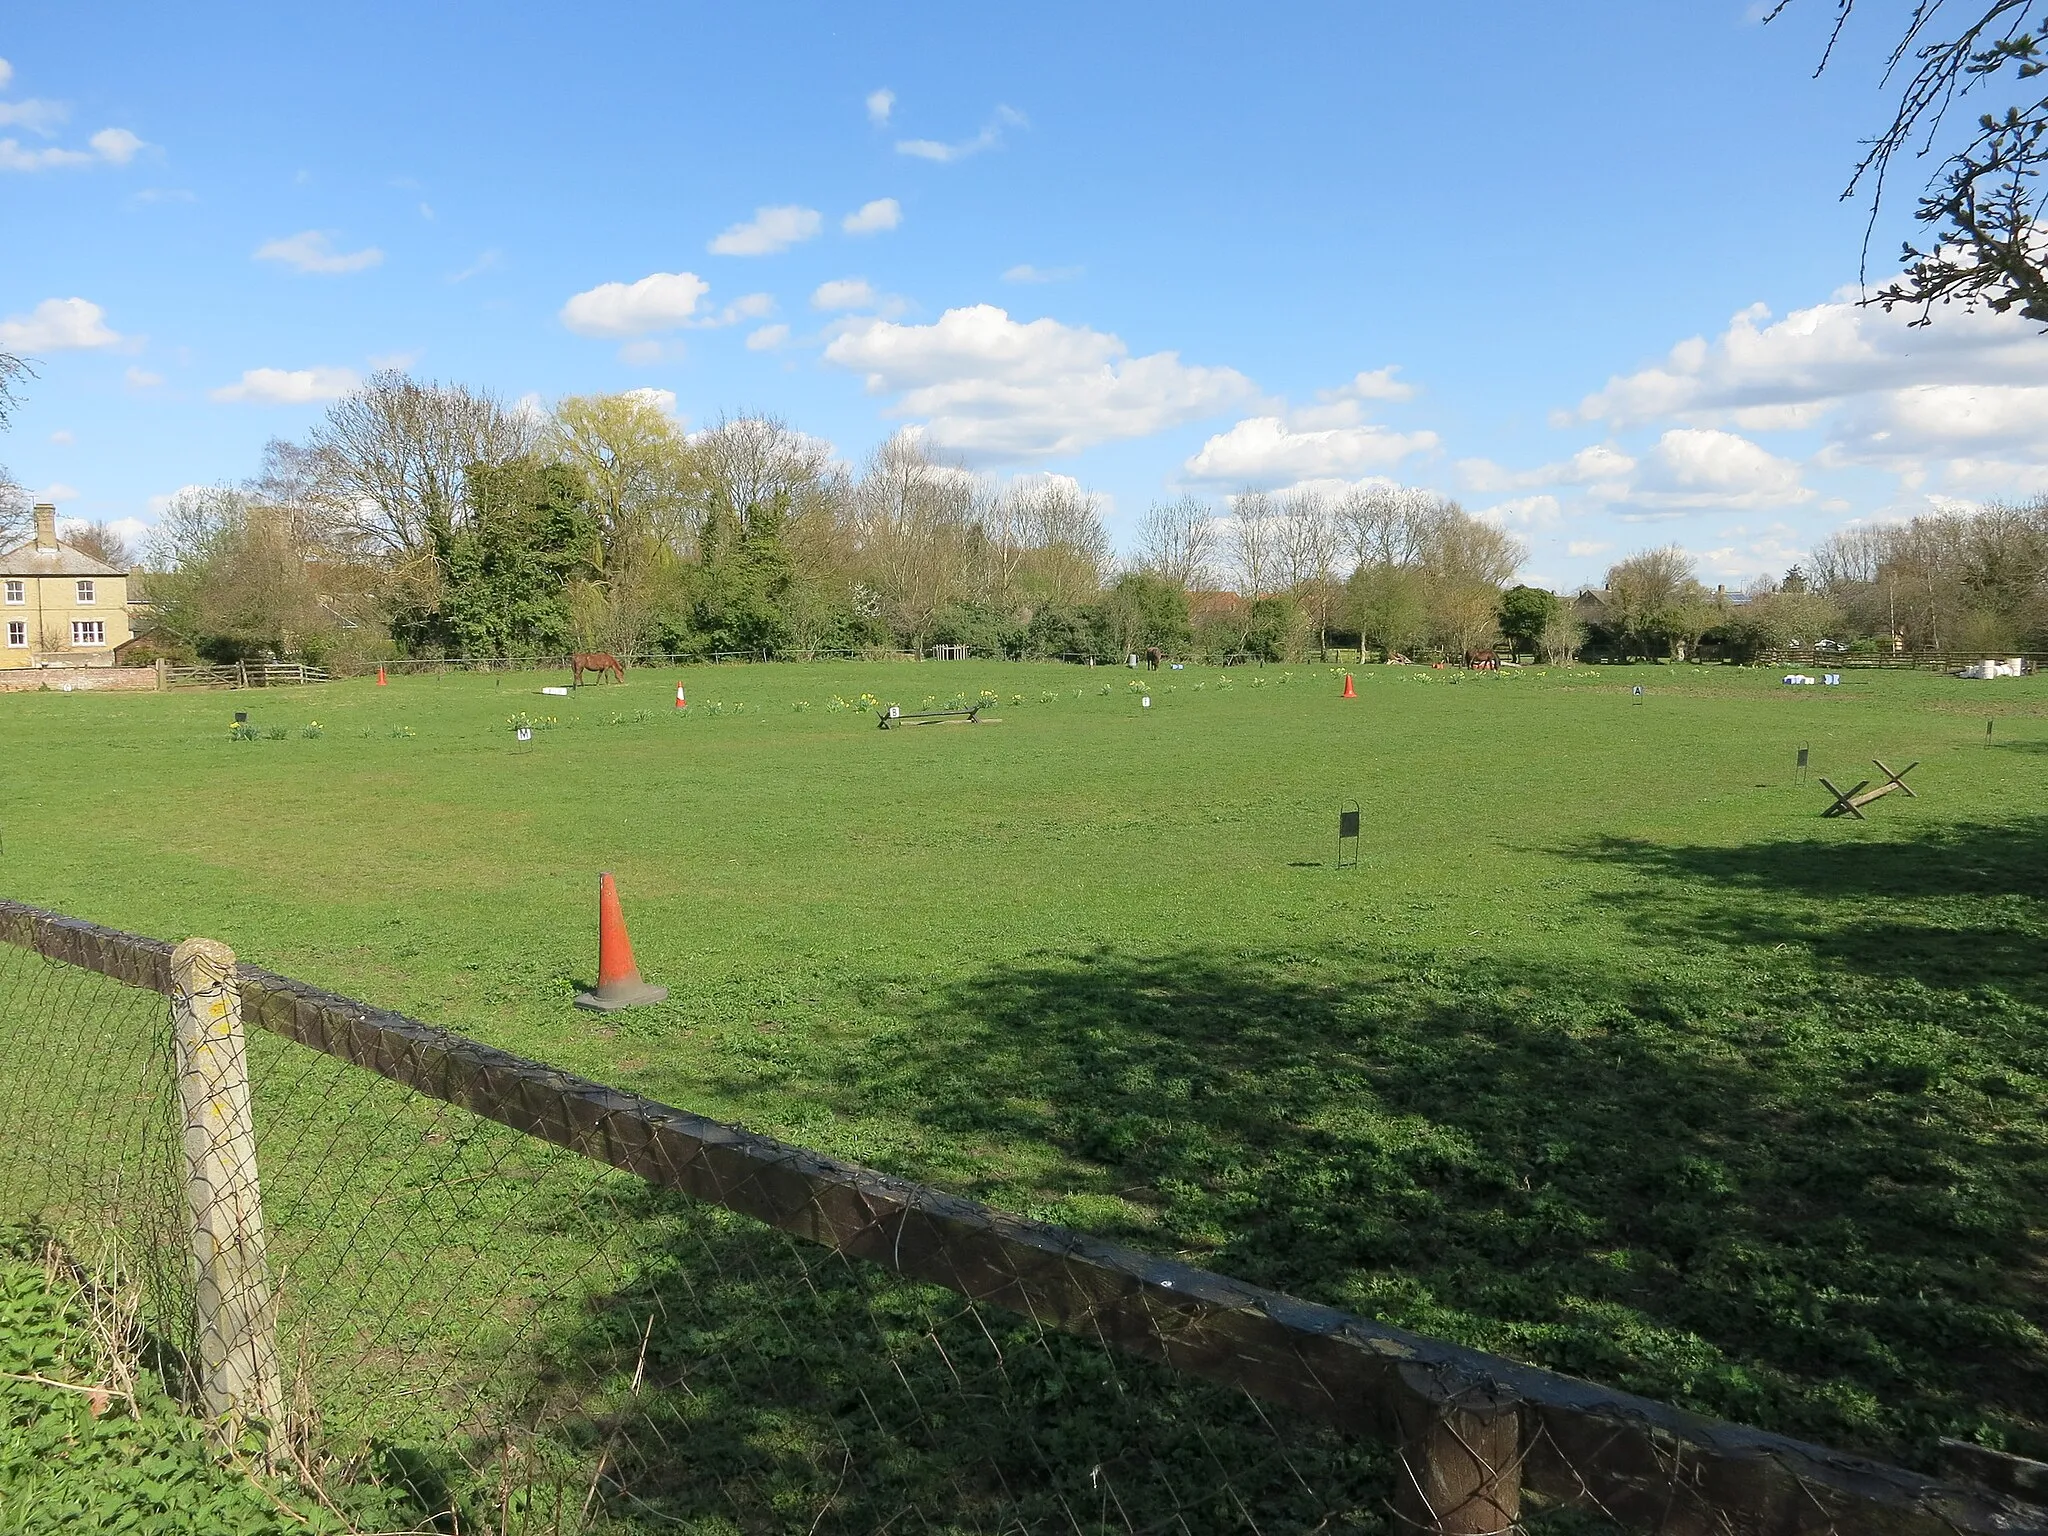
75 580 95 605
3 580 21 604
72 620 105 647
5 621 23 648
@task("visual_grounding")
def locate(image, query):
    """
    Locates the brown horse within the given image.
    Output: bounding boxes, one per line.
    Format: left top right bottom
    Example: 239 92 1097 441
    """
571 652 626 686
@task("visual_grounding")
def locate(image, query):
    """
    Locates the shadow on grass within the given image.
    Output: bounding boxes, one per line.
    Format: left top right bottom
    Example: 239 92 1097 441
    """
419 818 2048 1530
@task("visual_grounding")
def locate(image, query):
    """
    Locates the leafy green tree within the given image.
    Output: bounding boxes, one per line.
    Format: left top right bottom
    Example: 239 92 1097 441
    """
1242 596 1294 661
683 493 795 656
1348 564 1430 659
1497 585 1563 658
402 459 599 657
1097 572 1192 657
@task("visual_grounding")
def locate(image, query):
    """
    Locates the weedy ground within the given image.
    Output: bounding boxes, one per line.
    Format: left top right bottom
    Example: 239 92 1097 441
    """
0 658 2043 1523
0 1225 343 1534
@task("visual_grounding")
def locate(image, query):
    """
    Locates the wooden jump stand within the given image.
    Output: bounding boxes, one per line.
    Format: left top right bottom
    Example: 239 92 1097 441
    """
1819 759 1918 819
877 704 984 730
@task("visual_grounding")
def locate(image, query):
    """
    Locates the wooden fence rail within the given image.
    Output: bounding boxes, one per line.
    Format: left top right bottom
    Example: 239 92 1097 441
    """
0 896 2040 1536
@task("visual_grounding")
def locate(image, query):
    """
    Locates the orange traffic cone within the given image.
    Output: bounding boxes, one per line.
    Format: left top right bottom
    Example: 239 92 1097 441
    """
377 666 387 687
574 873 669 1012
674 684 687 710
1341 673 1356 698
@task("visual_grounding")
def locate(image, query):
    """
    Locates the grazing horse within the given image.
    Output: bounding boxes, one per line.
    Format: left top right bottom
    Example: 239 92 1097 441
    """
571 651 626 686
1465 648 1500 671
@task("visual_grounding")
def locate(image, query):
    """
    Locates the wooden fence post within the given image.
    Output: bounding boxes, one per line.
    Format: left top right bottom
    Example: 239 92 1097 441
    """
170 937 282 1445
1393 1369 1523 1535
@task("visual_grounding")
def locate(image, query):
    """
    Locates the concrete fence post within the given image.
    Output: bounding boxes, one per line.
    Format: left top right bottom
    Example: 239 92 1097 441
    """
169 937 282 1445
1393 1370 1523 1536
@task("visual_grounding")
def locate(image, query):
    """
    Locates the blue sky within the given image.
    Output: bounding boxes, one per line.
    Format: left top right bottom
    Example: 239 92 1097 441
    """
5 1 2044 589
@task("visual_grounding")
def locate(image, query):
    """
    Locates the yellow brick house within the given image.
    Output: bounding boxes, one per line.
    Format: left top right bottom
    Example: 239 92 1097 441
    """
0 504 134 671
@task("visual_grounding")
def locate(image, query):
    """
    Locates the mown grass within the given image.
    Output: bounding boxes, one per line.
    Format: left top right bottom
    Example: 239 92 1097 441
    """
1 658 2044 1497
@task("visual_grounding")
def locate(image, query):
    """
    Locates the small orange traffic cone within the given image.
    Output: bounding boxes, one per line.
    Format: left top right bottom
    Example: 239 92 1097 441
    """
674 683 687 710
1341 673 1356 698
377 666 387 687
574 873 669 1012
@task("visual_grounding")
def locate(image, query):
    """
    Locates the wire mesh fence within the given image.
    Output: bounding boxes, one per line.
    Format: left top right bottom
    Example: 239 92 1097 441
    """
0 923 1393 1532
0 900 2040 1536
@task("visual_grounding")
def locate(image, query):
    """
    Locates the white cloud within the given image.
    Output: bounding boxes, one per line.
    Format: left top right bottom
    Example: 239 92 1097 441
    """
1626 427 1812 511
37 483 79 503
0 139 89 170
366 349 422 370
1566 540 1611 558
622 387 679 417
0 123 147 171
823 303 1255 461
813 277 878 311
0 97 65 133
897 105 1026 163
254 230 383 275
1003 264 1082 284
0 297 121 351
131 187 195 204
1458 444 1635 495
842 197 900 235
866 88 895 126
746 323 789 351
87 128 143 165
1475 494 1562 529
1456 431 1805 518
0 63 146 171
708 205 821 256
560 271 709 337
1287 367 1419 429
124 366 163 388
48 429 73 445
210 366 359 404
1185 416 1438 486
1574 288 2048 500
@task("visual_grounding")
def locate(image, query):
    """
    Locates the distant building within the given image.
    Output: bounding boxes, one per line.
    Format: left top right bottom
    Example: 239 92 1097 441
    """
0 504 135 671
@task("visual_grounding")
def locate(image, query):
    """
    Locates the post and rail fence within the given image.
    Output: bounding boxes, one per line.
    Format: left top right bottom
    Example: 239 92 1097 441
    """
2 897 2043 1534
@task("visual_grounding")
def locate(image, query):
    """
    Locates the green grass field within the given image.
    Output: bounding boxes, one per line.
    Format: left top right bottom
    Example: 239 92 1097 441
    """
3 658 2045 1483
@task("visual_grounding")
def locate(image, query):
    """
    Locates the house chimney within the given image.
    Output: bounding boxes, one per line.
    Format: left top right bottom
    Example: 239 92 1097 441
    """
32 504 57 551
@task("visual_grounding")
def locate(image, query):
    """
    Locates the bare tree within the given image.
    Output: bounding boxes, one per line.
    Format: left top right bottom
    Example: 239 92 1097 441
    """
1274 489 1343 648
146 485 368 659
290 371 538 564
1337 485 1444 570
1011 477 1111 609
851 433 979 652
65 521 134 569
1771 1 2048 322
0 349 33 549
0 349 31 434
1135 495 1217 590
1228 489 1278 597
691 413 836 530
0 468 26 552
